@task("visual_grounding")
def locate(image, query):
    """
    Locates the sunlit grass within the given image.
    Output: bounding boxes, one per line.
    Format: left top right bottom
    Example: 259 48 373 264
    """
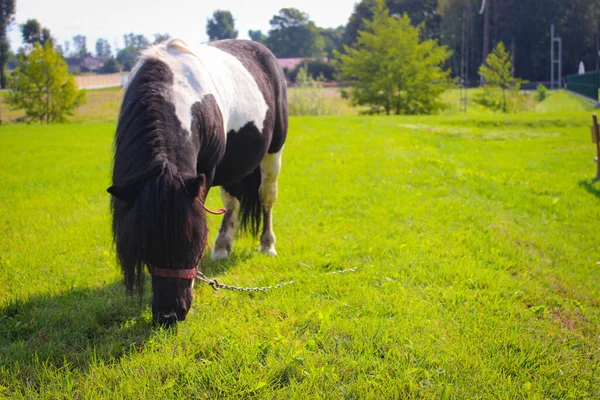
1 111 599 398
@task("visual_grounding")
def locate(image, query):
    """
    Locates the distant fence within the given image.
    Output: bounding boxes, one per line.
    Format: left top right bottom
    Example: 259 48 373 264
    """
75 73 129 89
565 71 599 103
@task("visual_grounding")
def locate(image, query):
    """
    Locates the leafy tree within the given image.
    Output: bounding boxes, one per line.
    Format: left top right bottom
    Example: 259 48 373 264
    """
320 26 345 58
21 19 41 45
153 33 171 44
477 42 522 112
265 8 324 58
72 35 87 56
248 29 266 44
95 38 111 58
336 0 451 115
99 57 120 74
344 0 440 47
7 42 86 123
118 33 150 71
123 33 149 49
206 10 238 41
0 0 15 88
116 47 137 71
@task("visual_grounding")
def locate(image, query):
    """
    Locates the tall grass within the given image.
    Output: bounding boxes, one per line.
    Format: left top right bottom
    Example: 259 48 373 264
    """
287 67 355 116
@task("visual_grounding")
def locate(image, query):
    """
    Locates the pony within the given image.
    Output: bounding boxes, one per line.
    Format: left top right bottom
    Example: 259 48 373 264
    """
107 39 288 327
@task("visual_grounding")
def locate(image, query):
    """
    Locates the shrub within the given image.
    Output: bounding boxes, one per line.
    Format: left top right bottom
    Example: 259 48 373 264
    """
7 42 86 123
536 84 548 102
473 87 532 113
99 57 121 74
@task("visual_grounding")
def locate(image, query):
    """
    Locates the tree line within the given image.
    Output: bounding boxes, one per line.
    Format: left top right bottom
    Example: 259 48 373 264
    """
3 0 598 83
203 1 600 82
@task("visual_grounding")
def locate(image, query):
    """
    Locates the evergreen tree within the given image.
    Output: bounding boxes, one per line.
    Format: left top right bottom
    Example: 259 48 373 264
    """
478 42 522 112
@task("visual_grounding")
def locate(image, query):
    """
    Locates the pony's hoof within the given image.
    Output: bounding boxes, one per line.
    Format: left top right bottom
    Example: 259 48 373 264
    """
261 246 277 256
211 248 231 260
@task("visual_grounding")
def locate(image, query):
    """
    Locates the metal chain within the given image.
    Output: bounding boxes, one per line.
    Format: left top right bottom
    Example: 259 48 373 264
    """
195 267 357 293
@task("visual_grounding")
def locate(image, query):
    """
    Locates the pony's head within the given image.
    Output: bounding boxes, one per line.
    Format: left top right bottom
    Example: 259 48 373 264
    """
109 169 207 327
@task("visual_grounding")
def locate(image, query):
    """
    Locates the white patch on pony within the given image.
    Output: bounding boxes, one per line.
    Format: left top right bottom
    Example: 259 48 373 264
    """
212 188 240 260
259 148 283 256
131 39 268 137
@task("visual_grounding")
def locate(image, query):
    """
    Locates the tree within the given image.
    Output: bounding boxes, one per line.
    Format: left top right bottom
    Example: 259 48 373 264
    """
99 57 120 74
0 0 16 88
265 8 324 58
118 33 150 71
116 47 137 71
123 33 149 49
206 10 238 41
7 42 86 123
21 19 41 45
336 0 451 115
344 0 440 47
320 26 345 58
95 38 111 58
477 42 522 112
248 29 267 44
72 35 87 56
20 19 54 49
153 33 171 44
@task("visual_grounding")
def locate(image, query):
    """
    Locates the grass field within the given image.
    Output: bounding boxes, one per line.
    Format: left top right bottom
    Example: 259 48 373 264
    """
1 99 600 397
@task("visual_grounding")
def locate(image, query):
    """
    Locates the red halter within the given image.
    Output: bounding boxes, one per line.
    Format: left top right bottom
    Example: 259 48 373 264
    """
146 204 226 280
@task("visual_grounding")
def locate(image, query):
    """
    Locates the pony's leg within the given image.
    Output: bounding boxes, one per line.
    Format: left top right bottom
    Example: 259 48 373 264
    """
212 187 240 260
259 149 283 256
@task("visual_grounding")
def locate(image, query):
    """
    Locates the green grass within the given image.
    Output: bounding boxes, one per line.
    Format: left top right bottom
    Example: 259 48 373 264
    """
535 90 597 113
442 88 596 115
0 87 123 124
1 111 600 398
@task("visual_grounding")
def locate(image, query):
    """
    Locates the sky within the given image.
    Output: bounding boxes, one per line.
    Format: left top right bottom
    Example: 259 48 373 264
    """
7 0 358 55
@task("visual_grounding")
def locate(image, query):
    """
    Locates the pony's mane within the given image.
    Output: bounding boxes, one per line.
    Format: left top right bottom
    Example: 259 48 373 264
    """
124 39 196 92
111 51 206 294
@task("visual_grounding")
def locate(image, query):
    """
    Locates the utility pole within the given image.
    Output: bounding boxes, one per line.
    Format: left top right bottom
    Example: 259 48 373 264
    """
596 22 599 72
482 0 490 64
550 25 562 89
478 0 488 85
460 1 470 112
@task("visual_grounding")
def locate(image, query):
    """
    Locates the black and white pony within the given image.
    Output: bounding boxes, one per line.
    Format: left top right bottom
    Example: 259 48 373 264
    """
107 39 287 326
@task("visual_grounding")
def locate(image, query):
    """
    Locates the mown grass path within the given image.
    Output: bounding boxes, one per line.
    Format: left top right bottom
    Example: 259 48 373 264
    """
1 113 599 398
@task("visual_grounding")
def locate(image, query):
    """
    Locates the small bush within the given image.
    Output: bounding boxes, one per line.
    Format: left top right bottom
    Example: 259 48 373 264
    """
473 87 532 113
536 84 548 102
99 57 121 74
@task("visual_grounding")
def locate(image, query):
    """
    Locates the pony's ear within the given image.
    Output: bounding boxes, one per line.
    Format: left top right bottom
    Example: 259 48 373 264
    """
107 185 139 204
184 174 206 199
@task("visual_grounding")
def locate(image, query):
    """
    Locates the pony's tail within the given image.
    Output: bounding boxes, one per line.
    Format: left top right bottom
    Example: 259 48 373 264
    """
237 166 262 237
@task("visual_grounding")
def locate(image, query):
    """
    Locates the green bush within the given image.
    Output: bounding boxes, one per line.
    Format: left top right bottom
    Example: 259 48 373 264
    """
473 87 532 113
99 57 121 74
536 84 548 102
